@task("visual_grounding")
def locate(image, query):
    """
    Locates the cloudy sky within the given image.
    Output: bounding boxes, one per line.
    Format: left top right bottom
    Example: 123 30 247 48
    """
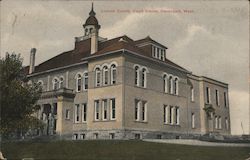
1 0 249 135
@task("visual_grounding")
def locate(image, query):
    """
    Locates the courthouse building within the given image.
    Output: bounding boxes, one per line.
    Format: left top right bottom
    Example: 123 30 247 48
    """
27 4 231 140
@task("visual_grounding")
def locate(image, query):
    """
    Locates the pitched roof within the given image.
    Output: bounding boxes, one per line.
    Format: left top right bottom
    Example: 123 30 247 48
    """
31 35 189 75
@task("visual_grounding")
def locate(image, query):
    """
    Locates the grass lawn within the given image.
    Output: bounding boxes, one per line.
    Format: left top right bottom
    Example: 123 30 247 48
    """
1 140 250 160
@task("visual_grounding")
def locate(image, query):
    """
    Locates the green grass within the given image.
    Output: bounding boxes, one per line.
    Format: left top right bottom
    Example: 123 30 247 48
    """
1 140 250 160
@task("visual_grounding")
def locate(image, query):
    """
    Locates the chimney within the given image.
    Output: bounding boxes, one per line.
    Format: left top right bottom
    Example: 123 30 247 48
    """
90 29 98 54
29 48 36 74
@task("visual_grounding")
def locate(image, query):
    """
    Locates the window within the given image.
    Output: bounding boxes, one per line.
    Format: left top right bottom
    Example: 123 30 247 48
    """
75 104 80 123
73 134 78 140
163 74 168 93
59 77 64 88
157 48 160 58
191 87 194 102
66 109 70 120
218 116 222 129
142 101 147 121
224 92 227 107
103 66 109 85
110 99 116 120
160 49 164 60
225 117 229 130
95 68 101 87
169 106 173 124
206 87 210 104
82 103 87 122
152 46 156 57
135 100 140 121
191 113 195 128
174 78 179 95
215 116 218 129
94 133 98 139
175 107 180 125
135 66 139 86
83 72 88 90
142 68 147 88
169 76 173 94
76 74 82 92
135 133 141 139
80 134 85 140
215 89 219 106
110 64 117 85
53 78 59 90
109 133 115 139
163 105 169 124
94 100 100 120
102 99 108 120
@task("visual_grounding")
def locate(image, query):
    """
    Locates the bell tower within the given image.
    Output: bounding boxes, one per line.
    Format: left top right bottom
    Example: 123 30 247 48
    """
83 3 100 54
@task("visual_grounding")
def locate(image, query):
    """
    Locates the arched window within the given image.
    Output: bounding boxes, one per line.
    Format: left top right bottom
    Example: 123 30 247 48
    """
135 66 139 86
169 76 173 94
102 66 109 85
76 74 82 92
95 67 101 87
83 72 88 90
174 77 179 95
53 78 59 90
142 68 147 88
163 74 168 93
59 77 64 89
110 64 117 85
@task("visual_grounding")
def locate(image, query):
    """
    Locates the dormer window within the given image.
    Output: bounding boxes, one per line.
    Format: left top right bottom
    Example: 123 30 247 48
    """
152 45 166 61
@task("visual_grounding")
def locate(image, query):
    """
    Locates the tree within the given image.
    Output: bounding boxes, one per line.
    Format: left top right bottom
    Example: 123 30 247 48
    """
0 53 43 138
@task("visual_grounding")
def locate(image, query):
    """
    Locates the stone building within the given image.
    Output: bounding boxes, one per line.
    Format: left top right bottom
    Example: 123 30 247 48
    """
27 4 231 140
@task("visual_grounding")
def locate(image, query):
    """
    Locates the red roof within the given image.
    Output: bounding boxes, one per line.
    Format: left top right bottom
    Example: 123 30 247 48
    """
31 35 188 74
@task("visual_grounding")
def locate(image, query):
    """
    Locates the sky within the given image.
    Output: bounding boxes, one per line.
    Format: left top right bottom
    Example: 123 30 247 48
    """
0 0 249 135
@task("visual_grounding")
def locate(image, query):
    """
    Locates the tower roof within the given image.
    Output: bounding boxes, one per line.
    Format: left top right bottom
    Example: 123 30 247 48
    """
83 3 100 29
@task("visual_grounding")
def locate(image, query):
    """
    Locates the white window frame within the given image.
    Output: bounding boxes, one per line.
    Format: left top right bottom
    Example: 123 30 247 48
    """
206 87 211 104
215 89 220 106
224 92 227 107
141 68 147 88
102 66 109 86
135 100 140 121
191 87 194 102
102 99 108 120
225 117 229 130
82 103 87 122
59 76 64 89
52 77 59 90
94 100 100 121
174 77 179 95
142 101 147 122
110 64 117 85
95 68 101 87
76 74 82 92
218 116 222 129
75 104 80 123
191 113 195 128
66 109 70 120
163 74 168 93
169 76 173 94
215 116 218 129
164 105 169 124
170 106 175 125
83 72 88 91
135 66 140 86
110 98 116 120
176 107 180 125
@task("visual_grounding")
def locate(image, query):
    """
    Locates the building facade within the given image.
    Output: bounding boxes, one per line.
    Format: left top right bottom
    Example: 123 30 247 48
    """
27 5 231 140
